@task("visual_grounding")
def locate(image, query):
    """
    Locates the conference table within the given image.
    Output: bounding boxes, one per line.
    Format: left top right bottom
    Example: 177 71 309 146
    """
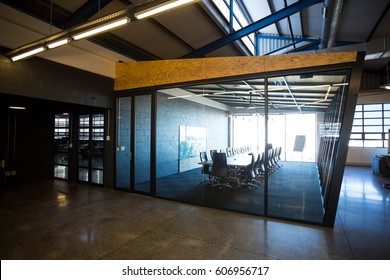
201 153 253 169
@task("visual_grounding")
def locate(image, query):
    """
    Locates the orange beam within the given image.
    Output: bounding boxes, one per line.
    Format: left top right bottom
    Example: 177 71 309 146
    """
115 52 358 92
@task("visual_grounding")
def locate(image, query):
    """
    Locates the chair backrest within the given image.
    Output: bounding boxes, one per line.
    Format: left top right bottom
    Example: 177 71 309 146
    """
246 153 256 178
212 152 228 177
199 151 208 162
276 146 282 161
257 152 265 172
267 148 274 167
226 147 232 157
210 149 217 160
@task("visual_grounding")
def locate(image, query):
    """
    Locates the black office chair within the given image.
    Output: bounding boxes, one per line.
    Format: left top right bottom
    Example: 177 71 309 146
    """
240 153 259 190
254 152 265 182
210 149 217 161
275 146 282 168
211 152 239 189
226 147 232 157
199 151 212 183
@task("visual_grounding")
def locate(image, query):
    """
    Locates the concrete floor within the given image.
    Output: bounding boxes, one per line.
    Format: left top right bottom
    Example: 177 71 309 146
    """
0 166 389 259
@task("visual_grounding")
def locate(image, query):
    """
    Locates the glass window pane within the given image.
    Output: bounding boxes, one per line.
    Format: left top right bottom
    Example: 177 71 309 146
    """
364 118 382 125
54 153 69 164
92 128 104 140
349 140 363 147
355 104 362 111
91 170 103 184
350 134 361 139
54 165 68 179
364 111 382 118
364 140 383 147
92 114 104 126
352 126 362 133
384 104 390 110
79 115 89 127
365 134 382 139
353 119 362 126
354 112 362 118
78 154 89 167
364 126 383 133
79 128 89 140
364 104 382 111
78 167 88 181
384 111 390 118
92 156 103 169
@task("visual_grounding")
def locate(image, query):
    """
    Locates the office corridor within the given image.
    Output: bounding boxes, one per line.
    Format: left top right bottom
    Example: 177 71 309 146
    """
0 166 389 259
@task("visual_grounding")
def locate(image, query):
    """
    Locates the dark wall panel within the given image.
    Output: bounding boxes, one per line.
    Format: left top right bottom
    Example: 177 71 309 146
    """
15 109 53 183
0 56 115 108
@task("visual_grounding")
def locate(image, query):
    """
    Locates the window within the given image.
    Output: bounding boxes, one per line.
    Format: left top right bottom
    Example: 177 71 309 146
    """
212 0 255 54
349 103 390 147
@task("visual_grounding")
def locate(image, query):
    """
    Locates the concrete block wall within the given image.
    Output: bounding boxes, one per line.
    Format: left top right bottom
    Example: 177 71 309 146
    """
156 93 228 177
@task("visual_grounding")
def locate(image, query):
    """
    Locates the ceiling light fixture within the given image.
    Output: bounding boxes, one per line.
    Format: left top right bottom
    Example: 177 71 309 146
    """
380 84 390 90
47 38 71 49
9 105 26 110
135 0 195 20
72 17 130 40
10 46 46 62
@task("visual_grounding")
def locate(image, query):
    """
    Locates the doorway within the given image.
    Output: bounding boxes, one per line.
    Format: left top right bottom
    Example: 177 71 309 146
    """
77 113 104 185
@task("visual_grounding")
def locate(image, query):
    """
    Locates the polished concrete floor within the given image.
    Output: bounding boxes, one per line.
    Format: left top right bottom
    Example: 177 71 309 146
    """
0 166 389 260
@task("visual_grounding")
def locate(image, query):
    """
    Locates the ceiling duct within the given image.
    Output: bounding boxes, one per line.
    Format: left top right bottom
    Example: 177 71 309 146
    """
319 0 345 49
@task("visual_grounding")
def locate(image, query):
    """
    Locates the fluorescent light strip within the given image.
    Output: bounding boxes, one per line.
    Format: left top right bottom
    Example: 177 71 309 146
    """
72 17 130 40
135 0 194 20
11 46 46 62
167 95 192 99
47 38 71 49
9 106 26 110
380 84 390 90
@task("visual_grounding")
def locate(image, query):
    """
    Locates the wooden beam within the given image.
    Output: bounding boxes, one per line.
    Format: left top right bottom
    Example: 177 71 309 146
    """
114 52 358 92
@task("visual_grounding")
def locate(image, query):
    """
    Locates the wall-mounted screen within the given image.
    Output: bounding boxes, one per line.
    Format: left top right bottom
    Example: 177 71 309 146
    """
179 126 206 159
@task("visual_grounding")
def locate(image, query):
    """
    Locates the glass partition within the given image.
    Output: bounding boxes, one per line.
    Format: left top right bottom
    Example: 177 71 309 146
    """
134 95 151 193
115 97 131 190
115 66 356 226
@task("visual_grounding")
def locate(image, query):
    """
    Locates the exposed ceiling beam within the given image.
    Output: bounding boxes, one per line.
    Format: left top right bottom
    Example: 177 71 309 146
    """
365 1 390 42
182 0 324 58
91 33 161 61
266 0 283 35
284 0 296 52
1 0 70 28
149 19 195 53
63 0 114 29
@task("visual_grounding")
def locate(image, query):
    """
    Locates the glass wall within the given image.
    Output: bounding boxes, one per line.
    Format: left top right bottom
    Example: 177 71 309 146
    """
115 67 356 226
116 97 132 190
134 95 152 193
